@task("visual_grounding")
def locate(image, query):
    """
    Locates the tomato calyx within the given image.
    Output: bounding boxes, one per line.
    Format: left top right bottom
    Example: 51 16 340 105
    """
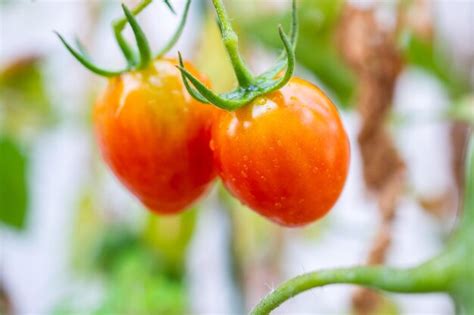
177 0 298 111
56 0 190 77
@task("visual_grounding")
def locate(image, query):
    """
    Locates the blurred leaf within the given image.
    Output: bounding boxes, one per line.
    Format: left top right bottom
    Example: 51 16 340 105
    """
143 209 197 275
95 250 187 315
0 136 28 230
448 95 474 125
0 56 54 140
376 295 400 315
93 225 141 272
236 0 355 108
219 186 281 261
70 189 106 271
400 32 470 99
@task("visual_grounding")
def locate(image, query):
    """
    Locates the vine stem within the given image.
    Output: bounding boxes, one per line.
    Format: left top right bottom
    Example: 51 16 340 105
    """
211 0 255 87
460 131 474 232
250 261 451 315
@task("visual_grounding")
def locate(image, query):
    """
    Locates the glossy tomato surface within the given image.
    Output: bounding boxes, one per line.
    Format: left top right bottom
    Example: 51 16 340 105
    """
212 77 350 226
94 58 218 214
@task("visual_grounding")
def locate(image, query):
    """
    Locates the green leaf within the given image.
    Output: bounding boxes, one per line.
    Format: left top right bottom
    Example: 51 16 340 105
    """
0 136 29 230
447 96 474 125
0 56 54 139
142 209 197 274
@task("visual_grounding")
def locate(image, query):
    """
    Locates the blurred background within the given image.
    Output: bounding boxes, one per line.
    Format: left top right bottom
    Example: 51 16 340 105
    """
0 0 473 314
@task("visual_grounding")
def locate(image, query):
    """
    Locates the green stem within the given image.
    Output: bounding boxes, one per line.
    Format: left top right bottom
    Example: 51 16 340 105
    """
449 131 474 315
211 0 255 87
460 131 474 232
250 260 451 315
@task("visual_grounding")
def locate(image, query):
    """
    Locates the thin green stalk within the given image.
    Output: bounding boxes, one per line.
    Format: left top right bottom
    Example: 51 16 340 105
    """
211 0 255 87
460 130 474 232
250 261 450 315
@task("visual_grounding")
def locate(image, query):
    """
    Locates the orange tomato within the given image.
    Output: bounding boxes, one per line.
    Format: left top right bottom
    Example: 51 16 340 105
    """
212 77 350 226
94 58 218 214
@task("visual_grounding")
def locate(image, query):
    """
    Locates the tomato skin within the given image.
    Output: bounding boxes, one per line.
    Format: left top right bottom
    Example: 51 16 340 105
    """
212 77 350 226
94 58 218 214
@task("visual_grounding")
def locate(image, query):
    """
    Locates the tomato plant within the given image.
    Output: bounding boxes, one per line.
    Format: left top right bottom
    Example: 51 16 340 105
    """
53 0 473 313
178 0 350 226
177 2 473 312
57 0 218 214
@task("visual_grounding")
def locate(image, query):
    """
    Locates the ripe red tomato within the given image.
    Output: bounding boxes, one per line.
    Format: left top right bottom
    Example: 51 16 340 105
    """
94 58 218 214
212 77 350 226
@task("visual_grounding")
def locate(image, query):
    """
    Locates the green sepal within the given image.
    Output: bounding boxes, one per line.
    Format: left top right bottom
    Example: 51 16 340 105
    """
56 32 129 77
121 4 152 70
0 137 29 230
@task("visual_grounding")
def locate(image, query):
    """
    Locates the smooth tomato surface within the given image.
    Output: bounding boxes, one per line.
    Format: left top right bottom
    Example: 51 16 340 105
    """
94 58 218 214
212 77 350 226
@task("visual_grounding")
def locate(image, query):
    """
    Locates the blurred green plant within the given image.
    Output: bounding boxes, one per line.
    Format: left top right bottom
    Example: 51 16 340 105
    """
448 96 474 125
0 57 54 141
143 210 197 276
0 57 54 231
58 174 198 314
93 232 188 315
0 137 28 230
400 32 471 99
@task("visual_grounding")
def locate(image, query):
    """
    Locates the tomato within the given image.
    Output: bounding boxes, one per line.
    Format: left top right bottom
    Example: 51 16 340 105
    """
94 58 218 214
211 77 350 226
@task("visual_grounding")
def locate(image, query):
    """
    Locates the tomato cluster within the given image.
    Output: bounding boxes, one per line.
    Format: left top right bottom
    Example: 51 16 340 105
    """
59 0 350 227
95 65 349 226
